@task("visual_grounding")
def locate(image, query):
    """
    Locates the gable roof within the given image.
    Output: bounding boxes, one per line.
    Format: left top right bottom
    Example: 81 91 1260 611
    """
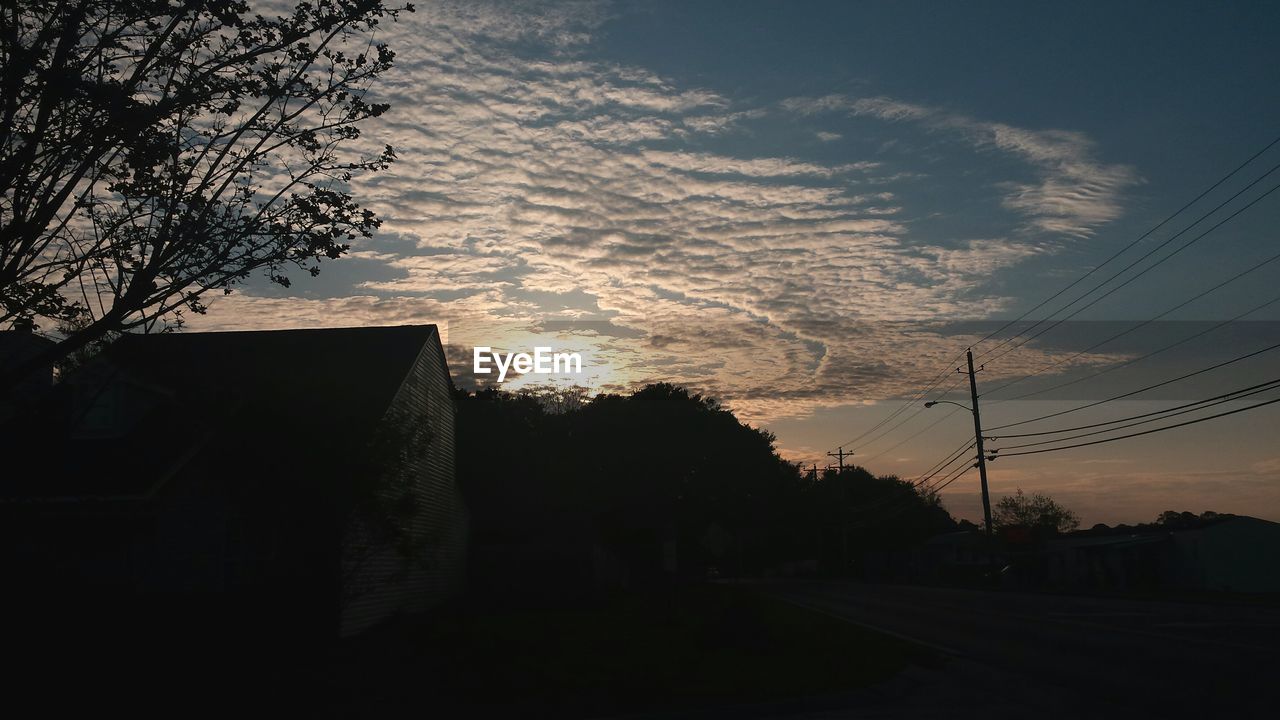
109 323 443 428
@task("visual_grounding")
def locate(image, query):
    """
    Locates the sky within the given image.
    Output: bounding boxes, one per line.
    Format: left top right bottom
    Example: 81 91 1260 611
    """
194 0 1280 526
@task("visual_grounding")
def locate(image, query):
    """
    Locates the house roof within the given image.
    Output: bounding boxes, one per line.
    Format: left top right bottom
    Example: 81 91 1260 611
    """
0 329 56 360
4 324 447 501
1050 533 1169 550
108 323 443 427
1169 515 1280 534
0 329 56 395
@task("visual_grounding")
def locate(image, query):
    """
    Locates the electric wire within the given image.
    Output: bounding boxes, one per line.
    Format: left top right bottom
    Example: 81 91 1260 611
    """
827 348 968 453
992 394 1280 458
991 289 1280 404
854 405 962 466
985 339 1280 431
992 380 1280 450
968 133 1280 354
976 171 1280 370
851 373 968 456
981 249 1280 399
828 135 1280 458
988 377 1280 439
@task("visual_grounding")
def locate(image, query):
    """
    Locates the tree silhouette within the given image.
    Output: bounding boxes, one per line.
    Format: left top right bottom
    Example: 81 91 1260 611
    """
455 383 960 589
1154 509 1230 530
0 0 412 387
992 488 1080 534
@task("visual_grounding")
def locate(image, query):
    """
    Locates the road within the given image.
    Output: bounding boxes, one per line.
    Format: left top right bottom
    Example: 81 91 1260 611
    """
763 581 1280 719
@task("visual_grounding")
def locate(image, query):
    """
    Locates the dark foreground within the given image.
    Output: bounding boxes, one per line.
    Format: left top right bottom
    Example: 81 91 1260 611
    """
321 584 925 718
9 584 922 717
767 581 1280 718
14 582 1278 718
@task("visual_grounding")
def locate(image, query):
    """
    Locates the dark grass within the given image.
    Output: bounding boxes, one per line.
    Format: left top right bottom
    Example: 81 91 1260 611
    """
324 583 928 717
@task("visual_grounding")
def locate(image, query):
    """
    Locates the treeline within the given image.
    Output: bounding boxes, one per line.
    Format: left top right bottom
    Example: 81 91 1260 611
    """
454 383 957 599
1082 510 1238 535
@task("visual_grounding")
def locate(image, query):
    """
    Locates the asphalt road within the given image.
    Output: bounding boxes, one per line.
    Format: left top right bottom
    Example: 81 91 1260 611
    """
762 581 1280 719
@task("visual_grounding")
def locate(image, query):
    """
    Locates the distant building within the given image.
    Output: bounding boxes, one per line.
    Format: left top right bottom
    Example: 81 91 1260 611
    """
908 515 1280 595
1165 516 1280 593
919 530 992 583
1038 516 1280 594
2 324 467 643
1043 532 1169 592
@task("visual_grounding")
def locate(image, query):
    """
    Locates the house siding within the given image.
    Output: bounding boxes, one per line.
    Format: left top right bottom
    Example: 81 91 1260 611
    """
339 329 468 636
1172 518 1280 593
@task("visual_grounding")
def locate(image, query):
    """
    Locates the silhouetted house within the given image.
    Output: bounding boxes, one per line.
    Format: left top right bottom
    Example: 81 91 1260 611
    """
918 530 992 584
1040 516 1280 594
1165 516 1280 593
1043 532 1168 592
0 329 55 419
2 324 466 644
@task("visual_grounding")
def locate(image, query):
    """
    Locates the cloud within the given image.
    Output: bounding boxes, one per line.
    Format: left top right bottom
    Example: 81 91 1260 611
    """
640 149 878 179
1251 457 1280 475
190 1 1136 425
784 94 1140 238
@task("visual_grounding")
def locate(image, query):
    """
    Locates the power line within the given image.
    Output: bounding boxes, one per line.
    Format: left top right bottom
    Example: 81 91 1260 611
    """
991 288 1280 403
826 134 1280 459
981 248 1280 399
977 169 1280 370
985 339 1280 432
975 153 1280 364
992 379 1280 450
855 404 962 465
967 133 1280 354
850 373 968 457
992 395 1280 458
842 440 975 519
988 377 1280 439
923 462 975 495
828 349 968 453
910 438 976 483
847 460 975 526
819 133 1280 453
907 439 976 487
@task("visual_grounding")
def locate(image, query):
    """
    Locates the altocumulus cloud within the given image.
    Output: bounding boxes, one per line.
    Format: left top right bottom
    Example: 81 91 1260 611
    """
782 94 1142 238
199 0 1136 423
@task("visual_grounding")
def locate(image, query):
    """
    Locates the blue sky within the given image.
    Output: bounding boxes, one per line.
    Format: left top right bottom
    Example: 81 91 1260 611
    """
602 0 1280 316
202 0 1280 524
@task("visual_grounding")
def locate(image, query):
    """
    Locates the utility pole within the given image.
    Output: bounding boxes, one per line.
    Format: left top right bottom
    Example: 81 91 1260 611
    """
827 446 852 472
966 348 994 540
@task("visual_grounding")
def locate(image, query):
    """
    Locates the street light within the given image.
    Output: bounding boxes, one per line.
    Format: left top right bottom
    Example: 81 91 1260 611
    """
924 400 972 412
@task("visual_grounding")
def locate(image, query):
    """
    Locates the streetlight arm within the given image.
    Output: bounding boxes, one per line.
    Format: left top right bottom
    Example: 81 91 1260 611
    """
925 399 973 412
